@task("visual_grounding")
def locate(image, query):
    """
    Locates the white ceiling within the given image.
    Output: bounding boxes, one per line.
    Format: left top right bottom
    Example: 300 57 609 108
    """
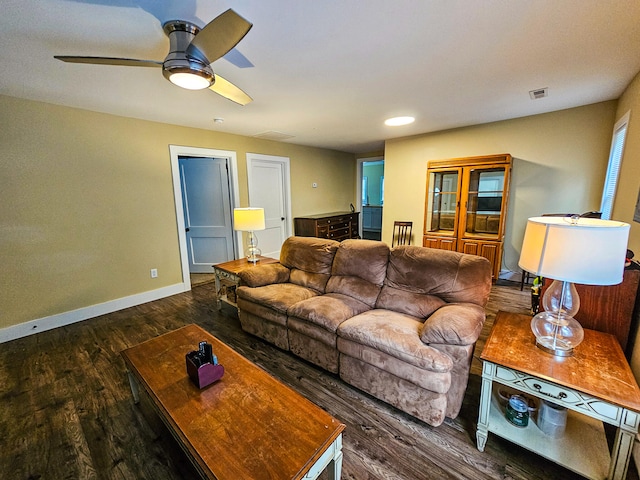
2 0 640 154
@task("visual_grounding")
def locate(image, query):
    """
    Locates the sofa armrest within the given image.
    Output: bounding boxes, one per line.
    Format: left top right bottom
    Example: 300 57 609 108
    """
420 303 485 346
238 264 290 287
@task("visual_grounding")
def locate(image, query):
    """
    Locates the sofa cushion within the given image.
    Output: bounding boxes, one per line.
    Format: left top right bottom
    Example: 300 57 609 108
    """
325 239 389 307
237 297 288 326
420 303 486 346
289 269 332 293
337 310 453 373
237 283 319 314
330 239 389 285
325 276 383 308
288 293 371 333
280 236 339 275
239 263 290 287
375 286 446 319
385 245 492 306
338 338 451 393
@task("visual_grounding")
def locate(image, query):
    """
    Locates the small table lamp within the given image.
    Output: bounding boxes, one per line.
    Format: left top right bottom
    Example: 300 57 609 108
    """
518 216 629 356
233 207 266 264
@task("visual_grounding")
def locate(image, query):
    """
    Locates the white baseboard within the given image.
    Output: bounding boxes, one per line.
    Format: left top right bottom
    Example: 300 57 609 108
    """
0 283 188 343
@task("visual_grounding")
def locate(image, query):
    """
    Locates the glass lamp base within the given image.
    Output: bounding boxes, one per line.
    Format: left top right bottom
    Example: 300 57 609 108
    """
246 247 261 264
245 231 261 264
535 337 576 357
530 311 584 358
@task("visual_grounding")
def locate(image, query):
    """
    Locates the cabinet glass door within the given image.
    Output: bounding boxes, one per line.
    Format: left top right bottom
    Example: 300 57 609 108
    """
426 170 459 233
463 167 505 238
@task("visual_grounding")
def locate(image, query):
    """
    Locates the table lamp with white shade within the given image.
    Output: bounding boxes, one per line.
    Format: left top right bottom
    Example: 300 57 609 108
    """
233 207 265 264
518 216 630 357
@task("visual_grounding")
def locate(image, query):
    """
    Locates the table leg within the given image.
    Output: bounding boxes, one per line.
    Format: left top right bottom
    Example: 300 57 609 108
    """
214 268 222 310
476 363 494 452
608 418 637 480
126 370 140 404
328 434 344 480
302 433 343 480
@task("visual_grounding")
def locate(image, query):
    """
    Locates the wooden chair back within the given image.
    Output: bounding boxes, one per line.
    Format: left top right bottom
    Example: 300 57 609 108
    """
392 221 413 247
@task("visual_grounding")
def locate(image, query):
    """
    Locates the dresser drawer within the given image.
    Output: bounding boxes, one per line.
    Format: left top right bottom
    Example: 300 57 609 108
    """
329 222 349 231
328 227 350 239
330 215 350 224
317 226 330 238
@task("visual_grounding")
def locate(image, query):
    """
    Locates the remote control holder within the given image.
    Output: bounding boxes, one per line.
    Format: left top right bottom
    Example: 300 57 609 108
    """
185 341 224 389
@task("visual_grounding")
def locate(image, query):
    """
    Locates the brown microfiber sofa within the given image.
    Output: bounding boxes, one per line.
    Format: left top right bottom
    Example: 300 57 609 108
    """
236 236 492 426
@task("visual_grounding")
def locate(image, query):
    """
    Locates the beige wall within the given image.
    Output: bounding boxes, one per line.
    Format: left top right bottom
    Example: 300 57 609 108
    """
0 95 355 330
614 71 640 379
383 101 617 276
613 70 640 254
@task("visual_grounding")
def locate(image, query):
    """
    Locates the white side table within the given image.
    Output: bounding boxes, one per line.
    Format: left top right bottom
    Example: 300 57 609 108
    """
477 311 640 480
212 256 279 310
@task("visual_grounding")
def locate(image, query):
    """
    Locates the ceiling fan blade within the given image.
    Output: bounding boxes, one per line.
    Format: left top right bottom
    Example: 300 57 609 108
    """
187 9 252 64
209 74 252 106
54 56 162 68
224 47 254 69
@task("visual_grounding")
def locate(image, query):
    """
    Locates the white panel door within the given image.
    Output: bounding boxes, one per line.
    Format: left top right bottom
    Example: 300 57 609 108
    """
179 157 235 272
247 154 291 259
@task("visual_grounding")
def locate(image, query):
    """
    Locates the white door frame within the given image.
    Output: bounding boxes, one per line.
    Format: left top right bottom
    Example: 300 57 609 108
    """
170 145 241 290
356 156 384 237
246 153 292 244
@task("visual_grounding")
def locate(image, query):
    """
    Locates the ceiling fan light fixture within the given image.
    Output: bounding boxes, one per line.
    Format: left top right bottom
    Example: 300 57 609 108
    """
56 11 253 102
169 71 212 90
385 116 415 126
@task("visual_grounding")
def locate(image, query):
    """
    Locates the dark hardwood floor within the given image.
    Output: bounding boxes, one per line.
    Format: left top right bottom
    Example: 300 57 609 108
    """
1 280 636 479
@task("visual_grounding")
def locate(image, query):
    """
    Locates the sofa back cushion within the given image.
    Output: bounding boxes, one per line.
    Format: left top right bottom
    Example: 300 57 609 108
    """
280 236 340 292
376 245 492 317
326 239 390 307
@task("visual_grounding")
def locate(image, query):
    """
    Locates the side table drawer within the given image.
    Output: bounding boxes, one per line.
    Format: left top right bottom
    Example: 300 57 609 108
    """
493 365 626 425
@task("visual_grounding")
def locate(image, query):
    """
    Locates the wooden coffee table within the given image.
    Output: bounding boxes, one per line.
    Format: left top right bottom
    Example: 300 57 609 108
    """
477 311 640 480
213 256 279 309
121 324 345 480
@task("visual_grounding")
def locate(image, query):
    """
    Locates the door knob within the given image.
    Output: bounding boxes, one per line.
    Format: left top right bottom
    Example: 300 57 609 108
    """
281 217 285 221
185 227 190 232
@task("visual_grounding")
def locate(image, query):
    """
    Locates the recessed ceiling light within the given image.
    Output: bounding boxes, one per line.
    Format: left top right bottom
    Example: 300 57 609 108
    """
385 116 415 126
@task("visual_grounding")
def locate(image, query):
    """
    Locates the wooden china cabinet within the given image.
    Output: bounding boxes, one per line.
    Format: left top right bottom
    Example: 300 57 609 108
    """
423 154 512 280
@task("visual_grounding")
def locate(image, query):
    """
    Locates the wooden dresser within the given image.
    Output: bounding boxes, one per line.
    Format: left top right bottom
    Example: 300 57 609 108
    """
294 211 359 241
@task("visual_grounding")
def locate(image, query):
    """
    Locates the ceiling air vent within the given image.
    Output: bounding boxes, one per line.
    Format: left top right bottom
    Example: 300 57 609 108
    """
253 130 295 141
529 87 548 100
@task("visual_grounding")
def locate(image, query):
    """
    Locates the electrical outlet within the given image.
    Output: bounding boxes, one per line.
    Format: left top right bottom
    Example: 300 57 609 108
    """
150 268 158 278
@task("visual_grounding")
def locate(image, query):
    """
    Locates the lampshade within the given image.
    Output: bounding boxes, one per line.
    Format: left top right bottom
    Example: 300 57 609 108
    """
233 208 265 231
518 216 630 285
519 216 629 356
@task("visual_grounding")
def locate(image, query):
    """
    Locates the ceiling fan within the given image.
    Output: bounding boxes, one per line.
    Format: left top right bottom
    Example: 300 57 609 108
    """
55 9 253 105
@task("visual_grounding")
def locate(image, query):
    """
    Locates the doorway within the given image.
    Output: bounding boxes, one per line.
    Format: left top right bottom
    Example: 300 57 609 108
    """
178 156 235 273
170 145 240 289
246 153 291 259
357 158 384 240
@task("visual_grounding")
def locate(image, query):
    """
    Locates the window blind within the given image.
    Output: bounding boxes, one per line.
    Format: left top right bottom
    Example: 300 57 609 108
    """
600 112 630 220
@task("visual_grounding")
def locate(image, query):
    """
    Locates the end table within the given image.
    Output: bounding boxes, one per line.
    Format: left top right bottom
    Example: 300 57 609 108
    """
213 256 279 310
477 311 640 480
